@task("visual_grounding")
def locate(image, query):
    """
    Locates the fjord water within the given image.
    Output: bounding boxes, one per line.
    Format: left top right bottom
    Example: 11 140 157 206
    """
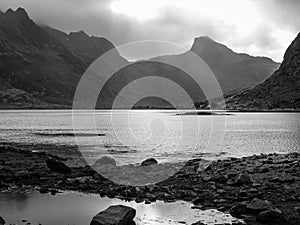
0 110 299 165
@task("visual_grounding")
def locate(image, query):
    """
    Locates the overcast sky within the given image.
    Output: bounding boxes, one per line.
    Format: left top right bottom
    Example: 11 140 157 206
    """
1 0 299 62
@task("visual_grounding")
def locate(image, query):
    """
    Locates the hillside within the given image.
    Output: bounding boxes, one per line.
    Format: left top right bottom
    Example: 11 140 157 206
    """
226 33 300 110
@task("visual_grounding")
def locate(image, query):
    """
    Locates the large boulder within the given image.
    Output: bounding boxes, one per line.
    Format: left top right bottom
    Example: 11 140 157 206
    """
246 198 275 213
93 156 116 167
256 209 286 224
0 216 5 225
90 205 136 225
46 158 71 174
141 158 158 166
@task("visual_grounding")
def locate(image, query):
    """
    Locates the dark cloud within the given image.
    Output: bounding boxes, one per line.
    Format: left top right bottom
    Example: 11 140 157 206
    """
0 0 299 62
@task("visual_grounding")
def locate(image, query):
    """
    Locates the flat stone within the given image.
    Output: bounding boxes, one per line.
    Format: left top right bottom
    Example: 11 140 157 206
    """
90 205 136 225
93 156 116 167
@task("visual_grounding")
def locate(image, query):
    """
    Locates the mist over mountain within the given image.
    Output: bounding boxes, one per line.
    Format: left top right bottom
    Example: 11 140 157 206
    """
0 8 281 109
226 33 300 110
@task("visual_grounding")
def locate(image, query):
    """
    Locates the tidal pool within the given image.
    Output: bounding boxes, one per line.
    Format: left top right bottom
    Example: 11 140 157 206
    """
0 191 244 225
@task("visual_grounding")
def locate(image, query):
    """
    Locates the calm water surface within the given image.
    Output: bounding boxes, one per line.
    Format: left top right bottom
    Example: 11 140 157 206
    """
0 110 299 164
0 191 243 225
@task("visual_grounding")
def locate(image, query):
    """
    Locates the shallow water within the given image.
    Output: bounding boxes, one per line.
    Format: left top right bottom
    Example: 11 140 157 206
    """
0 191 243 225
0 110 299 165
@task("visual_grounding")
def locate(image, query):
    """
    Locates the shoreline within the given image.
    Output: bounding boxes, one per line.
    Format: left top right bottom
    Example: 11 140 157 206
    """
0 145 299 224
0 108 299 113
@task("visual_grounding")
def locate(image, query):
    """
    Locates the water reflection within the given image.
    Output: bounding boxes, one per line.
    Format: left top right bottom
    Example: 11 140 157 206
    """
0 191 244 225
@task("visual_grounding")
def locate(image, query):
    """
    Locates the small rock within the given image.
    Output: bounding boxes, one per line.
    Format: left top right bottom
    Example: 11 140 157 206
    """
90 205 136 225
256 209 286 224
141 158 158 166
93 156 116 167
235 173 252 185
46 158 71 174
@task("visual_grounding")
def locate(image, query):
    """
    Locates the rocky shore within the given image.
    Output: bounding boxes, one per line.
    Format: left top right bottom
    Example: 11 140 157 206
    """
0 145 299 225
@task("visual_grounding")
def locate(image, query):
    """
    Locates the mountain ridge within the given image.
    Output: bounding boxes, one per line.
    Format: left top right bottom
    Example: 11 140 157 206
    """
0 7 281 109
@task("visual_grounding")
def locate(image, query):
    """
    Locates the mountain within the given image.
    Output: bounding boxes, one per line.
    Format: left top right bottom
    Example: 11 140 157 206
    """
0 8 281 109
43 26 115 65
129 37 279 107
190 36 279 94
0 7 129 108
226 33 300 110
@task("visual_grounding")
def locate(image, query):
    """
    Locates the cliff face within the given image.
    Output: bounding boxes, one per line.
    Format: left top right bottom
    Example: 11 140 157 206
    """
226 33 300 110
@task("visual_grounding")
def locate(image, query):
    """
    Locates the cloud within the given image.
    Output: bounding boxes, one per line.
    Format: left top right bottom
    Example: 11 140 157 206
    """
0 0 298 62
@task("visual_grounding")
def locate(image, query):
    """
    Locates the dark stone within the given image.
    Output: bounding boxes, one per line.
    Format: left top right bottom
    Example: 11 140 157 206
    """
46 158 71 174
90 205 136 225
93 156 116 167
141 158 158 166
0 216 5 225
235 173 252 185
39 187 49 194
246 198 275 214
256 209 286 224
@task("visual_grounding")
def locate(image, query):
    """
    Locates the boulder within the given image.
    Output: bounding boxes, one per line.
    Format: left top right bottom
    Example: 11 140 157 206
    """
90 205 136 225
46 158 71 174
256 209 286 224
235 173 252 185
141 158 158 166
93 156 116 167
0 216 5 225
246 198 276 214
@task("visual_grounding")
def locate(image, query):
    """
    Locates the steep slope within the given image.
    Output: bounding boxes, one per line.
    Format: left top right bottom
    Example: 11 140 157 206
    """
0 8 86 106
43 26 115 65
190 36 279 93
131 37 279 106
0 8 131 108
226 33 300 110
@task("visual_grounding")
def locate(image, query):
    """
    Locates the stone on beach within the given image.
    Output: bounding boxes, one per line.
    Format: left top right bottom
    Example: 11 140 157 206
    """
93 156 116 167
246 198 276 213
46 158 71 174
141 158 158 166
90 205 136 225
235 173 252 185
256 209 286 224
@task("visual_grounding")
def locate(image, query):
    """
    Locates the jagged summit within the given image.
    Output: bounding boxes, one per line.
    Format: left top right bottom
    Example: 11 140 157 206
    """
69 30 89 38
4 7 29 18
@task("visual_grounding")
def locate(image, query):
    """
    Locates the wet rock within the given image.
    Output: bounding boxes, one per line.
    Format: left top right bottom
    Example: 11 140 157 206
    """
191 222 205 225
141 158 158 166
39 187 50 194
0 216 5 225
46 158 71 174
90 205 136 225
93 156 116 167
235 173 252 185
256 209 286 224
246 198 275 214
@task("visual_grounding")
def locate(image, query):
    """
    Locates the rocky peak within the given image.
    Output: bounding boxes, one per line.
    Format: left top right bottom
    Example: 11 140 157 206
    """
69 30 90 40
4 7 29 19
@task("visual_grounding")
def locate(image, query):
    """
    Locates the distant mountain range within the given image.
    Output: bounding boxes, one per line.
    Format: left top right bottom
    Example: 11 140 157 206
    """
226 33 300 110
0 8 283 109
